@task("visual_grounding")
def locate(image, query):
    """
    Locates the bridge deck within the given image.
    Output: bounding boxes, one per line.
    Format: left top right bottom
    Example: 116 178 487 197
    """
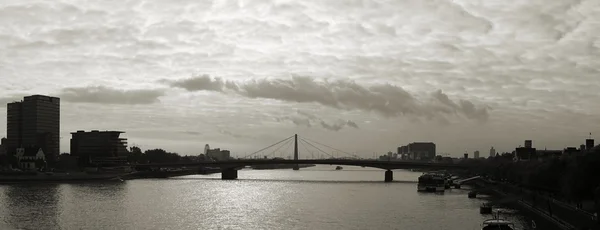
134 159 468 170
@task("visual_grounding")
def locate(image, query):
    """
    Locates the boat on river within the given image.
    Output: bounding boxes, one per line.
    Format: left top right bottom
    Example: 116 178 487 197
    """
417 173 446 192
481 213 515 230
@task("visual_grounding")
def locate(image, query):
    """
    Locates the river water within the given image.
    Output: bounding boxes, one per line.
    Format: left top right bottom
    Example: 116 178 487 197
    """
0 166 531 230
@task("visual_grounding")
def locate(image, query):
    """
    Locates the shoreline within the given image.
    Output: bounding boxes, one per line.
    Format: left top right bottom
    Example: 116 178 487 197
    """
477 179 598 230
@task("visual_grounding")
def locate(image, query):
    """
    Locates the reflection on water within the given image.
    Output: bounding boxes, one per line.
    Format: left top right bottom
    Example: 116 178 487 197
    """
0 181 127 230
1 184 61 229
0 166 531 230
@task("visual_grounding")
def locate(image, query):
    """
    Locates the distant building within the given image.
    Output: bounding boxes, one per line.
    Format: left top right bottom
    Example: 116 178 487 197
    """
206 147 231 161
474 150 480 159
586 139 594 151
536 150 563 160
563 147 580 156
70 130 128 166
463 153 468 159
15 147 45 170
515 147 536 161
406 142 436 161
489 147 496 158
524 140 532 148
6 95 60 166
204 144 210 155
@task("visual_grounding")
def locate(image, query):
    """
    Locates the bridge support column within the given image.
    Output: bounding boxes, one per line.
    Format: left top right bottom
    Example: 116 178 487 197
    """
221 168 238 180
384 170 393 182
293 134 299 170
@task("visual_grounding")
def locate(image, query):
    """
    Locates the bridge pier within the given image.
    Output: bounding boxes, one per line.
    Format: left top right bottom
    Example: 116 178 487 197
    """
221 169 238 180
293 134 299 170
384 170 393 182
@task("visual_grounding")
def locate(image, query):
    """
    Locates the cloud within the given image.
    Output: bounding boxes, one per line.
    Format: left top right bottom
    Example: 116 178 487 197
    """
319 120 359 131
219 129 256 139
58 86 164 105
167 75 489 121
0 96 24 107
275 110 360 131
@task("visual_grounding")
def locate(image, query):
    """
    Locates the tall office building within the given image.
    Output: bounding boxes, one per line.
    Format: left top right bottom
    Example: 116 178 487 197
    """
474 150 480 159
407 142 436 161
489 147 496 158
6 95 60 165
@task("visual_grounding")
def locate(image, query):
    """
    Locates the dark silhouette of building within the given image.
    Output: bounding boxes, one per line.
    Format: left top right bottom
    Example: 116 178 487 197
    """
407 142 436 161
6 95 60 166
70 130 128 166
206 147 231 161
586 139 594 151
515 147 536 160
524 140 532 148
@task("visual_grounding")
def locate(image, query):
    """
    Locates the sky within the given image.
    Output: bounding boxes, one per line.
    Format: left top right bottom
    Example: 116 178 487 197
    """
1 0 599 158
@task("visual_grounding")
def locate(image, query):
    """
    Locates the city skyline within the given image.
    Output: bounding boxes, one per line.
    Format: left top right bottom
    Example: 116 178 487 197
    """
2 0 600 156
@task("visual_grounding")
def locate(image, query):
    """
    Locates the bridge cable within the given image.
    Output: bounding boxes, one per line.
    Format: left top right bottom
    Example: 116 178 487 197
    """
300 136 358 159
299 138 334 159
265 138 294 159
243 134 295 159
298 138 316 159
280 137 294 159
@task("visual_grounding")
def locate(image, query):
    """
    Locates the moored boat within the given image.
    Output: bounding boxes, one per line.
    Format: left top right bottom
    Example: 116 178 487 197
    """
417 173 446 192
481 212 515 230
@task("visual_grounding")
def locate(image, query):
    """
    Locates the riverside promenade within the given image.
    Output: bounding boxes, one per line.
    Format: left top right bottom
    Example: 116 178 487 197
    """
492 182 598 230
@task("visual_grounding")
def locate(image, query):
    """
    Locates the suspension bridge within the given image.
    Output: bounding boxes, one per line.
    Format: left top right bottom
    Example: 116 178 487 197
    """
134 134 468 182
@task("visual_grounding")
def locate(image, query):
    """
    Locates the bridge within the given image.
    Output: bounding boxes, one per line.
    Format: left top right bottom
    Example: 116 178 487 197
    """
135 134 468 182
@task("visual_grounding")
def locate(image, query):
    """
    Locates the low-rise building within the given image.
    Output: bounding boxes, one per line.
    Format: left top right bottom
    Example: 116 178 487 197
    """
15 147 45 170
70 130 129 167
206 148 231 161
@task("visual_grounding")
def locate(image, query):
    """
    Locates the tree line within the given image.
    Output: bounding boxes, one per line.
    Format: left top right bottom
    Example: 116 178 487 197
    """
461 150 600 204
127 146 200 164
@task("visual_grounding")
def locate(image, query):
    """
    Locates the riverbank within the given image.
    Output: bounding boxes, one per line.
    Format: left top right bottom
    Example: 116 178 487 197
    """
479 179 599 230
0 172 122 184
251 164 316 170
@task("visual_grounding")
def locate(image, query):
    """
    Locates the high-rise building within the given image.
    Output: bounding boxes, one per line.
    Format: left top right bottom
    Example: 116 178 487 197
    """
70 130 128 166
474 150 480 159
489 147 496 158
6 95 60 165
407 142 436 161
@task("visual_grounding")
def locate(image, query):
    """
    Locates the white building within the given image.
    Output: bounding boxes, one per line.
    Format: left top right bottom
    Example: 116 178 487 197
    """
15 147 45 170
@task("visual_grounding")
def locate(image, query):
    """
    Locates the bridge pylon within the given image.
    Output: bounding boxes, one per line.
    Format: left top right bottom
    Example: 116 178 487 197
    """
293 134 299 170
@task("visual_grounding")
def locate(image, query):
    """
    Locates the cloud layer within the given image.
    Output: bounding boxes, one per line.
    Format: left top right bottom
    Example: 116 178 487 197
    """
1 0 599 156
167 75 489 122
58 86 164 105
276 110 360 131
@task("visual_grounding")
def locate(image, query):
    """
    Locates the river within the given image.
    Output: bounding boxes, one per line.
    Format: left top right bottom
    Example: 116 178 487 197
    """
0 166 532 230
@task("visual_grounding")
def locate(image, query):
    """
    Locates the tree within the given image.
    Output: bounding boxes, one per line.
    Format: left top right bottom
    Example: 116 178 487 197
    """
35 158 46 171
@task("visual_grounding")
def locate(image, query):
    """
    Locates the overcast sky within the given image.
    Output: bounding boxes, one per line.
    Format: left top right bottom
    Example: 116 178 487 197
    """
1 0 599 158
